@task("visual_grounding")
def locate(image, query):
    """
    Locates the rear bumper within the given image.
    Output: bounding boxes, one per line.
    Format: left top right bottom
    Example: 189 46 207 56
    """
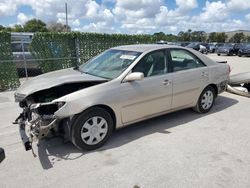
217 81 228 94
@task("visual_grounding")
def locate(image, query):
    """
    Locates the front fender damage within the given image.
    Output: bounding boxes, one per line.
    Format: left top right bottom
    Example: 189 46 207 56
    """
14 80 107 155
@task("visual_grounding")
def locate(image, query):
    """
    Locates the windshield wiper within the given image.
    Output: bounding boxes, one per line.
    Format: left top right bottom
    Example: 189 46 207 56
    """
82 71 111 80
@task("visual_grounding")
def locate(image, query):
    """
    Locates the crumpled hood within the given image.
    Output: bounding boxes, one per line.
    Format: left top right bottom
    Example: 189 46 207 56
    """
16 68 107 97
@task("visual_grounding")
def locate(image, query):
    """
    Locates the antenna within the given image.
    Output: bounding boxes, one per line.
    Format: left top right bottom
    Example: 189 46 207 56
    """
65 2 68 32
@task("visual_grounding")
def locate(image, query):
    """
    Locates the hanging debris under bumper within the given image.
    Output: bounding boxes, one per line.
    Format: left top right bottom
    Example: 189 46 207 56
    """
19 123 32 151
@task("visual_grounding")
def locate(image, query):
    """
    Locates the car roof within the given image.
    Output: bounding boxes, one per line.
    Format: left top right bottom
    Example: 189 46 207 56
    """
111 44 217 67
111 44 181 53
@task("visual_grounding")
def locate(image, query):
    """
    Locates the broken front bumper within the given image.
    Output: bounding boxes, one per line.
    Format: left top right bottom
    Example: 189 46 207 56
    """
19 123 32 151
16 109 57 151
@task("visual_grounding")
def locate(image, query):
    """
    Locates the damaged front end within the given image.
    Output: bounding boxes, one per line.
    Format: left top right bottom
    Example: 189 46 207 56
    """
14 80 106 153
15 99 65 152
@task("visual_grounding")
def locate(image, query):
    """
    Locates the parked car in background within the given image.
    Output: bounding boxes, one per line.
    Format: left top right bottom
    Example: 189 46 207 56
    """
186 42 208 54
14 44 230 152
179 42 191 47
217 43 241 56
156 40 168 44
11 32 41 77
170 42 190 47
208 43 224 53
238 43 250 57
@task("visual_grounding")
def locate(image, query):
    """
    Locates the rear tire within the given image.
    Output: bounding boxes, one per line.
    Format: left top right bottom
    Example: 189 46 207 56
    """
71 107 113 150
193 86 215 113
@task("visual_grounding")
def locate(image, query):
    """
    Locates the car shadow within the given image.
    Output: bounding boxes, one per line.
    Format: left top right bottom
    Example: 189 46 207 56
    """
37 95 238 169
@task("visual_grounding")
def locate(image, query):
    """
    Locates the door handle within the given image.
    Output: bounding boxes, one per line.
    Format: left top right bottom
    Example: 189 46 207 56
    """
201 72 208 77
162 79 171 86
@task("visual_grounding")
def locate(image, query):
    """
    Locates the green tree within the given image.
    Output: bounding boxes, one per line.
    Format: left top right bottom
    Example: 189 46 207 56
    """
215 32 227 43
191 31 206 42
0 25 11 32
153 32 166 41
12 24 24 32
0 25 5 31
245 36 250 42
229 32 245 43
178 30 191 41
23 19 48 32
165 34 178 42
209 32 217 42
47 22 71 32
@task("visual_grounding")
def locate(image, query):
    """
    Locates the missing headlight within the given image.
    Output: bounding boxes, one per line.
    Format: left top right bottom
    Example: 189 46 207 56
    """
31 102 65 115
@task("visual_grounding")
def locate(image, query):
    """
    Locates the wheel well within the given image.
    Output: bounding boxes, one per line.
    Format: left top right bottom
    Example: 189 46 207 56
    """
90 105 117 130
208 84 218 97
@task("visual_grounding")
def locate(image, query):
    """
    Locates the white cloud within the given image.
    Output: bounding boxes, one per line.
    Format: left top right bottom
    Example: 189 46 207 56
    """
176 0 198 13
72 19 80 27
1 0 250 34
113 0 163 19
81 21 117 33
0 0 17 17
246 13 250 21
85 0 100 19
227 0 250 11
17 12 33 24
196 1 228 22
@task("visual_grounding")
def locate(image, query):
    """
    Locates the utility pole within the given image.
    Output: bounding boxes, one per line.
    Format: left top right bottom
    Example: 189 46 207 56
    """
65 2 68 32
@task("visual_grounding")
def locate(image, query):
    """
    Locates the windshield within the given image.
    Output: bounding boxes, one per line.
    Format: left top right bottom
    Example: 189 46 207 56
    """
79 49 141 79
223 43 233 47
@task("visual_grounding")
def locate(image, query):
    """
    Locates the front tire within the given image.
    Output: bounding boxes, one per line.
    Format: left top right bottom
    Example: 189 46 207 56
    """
193 86 215 113
71 107 114 150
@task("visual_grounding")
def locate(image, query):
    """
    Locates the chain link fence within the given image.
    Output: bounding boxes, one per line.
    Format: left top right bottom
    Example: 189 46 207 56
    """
0 32 155 91
0 32 20 91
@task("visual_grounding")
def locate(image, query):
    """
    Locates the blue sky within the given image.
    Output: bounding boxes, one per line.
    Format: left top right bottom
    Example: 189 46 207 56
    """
0 0 250 34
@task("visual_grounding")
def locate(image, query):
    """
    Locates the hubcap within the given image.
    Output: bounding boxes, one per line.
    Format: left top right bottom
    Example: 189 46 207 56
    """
201 90 214 110
81 116 108 145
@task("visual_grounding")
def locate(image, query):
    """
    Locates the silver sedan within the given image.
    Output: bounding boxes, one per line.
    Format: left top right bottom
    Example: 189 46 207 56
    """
14 44 230 151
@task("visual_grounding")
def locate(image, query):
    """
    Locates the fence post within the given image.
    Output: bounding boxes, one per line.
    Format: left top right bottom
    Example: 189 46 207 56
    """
75 36 80 66
21 36 28 80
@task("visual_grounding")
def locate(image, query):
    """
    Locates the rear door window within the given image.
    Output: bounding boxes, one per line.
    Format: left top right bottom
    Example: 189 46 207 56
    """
169 49 205 72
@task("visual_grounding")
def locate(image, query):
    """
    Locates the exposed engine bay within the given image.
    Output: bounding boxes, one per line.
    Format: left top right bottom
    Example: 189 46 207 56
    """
14 81 106 153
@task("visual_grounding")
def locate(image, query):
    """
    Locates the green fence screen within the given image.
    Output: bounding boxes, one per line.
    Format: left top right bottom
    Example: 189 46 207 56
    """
30 32 154 73
0 32 20 91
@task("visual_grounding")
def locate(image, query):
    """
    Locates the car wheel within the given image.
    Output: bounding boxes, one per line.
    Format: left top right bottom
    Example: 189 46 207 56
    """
217 54 220 56
71 107 114 150
238 52 242 57
193 86 215 113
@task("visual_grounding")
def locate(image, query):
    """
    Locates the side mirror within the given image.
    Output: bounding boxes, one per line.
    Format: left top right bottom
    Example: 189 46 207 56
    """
0 148 5 163
124 72 144 82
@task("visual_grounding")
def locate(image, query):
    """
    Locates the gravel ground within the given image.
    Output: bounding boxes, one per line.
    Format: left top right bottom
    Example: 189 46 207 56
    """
0 54 250 188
